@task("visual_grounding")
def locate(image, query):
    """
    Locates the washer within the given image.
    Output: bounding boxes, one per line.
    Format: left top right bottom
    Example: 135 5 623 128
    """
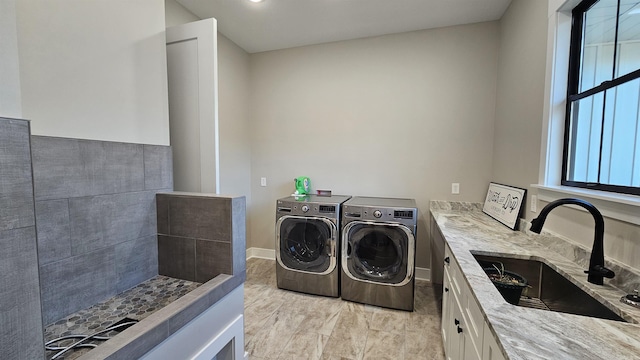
341 196 417 311
275 194 351 297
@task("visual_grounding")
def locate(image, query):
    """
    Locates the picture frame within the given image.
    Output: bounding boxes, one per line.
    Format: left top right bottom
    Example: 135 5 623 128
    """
482 182 526 230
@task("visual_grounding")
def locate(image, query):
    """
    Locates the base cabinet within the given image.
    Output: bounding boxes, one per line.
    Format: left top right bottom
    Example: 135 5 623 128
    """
441 245 504 360
482 323 506 360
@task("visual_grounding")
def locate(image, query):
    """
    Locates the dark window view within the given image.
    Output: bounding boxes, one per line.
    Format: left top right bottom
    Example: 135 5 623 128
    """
279 218 331 272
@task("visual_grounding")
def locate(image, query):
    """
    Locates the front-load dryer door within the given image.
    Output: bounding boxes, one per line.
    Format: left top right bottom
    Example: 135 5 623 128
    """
276 216 337 275
342 221 414 286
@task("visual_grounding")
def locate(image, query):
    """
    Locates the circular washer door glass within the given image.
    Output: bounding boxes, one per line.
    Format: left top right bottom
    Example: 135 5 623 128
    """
279 217 333 273
346 223 409 284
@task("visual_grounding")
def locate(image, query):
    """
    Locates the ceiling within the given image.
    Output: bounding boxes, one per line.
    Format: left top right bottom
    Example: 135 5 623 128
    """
176 0 513 53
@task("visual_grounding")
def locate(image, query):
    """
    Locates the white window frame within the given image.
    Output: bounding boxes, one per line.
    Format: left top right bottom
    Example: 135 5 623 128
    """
535 0 640 225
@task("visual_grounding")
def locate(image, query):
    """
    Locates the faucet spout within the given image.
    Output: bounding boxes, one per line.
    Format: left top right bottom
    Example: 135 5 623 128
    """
529 198 614 285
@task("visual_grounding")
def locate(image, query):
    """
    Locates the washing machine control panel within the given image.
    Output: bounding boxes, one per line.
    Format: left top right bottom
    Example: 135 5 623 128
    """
373 210 382 218
277 200 342 217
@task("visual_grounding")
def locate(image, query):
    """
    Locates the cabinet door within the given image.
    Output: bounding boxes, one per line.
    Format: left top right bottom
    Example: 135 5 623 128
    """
448 295 464 360
482 323 506 360
442 269 453 358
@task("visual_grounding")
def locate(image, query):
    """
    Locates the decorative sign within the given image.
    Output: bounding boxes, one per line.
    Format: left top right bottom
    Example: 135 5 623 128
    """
482 182 526 230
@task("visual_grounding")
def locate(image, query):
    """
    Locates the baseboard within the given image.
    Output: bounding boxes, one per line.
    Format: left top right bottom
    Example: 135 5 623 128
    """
247 247 431 281
246 247 275 260
415 267 431 281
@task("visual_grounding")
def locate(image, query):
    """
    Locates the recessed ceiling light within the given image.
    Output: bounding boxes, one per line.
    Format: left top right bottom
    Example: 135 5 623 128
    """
249 0 264 3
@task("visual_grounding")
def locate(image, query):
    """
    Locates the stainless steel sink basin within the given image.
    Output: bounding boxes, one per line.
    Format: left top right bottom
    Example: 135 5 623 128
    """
473 254 627 322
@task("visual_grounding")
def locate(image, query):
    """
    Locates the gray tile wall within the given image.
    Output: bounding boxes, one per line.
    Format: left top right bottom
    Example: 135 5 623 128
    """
31 136 173 325
0 118 45 359
156 194 246 283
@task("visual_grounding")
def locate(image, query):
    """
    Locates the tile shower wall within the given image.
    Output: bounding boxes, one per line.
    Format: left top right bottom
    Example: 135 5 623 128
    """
31 136 173 325
156 193 246 283
0 118 45 359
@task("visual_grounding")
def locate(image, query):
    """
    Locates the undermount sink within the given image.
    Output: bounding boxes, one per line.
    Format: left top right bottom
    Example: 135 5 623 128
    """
473 254 627 323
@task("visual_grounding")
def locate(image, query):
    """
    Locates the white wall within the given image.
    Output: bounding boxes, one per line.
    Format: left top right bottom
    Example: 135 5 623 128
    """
492 0 547 220
165 0 200 27
217 34 252 203
16 0 170 145
165 0 253 242
249 23 500 267
0 0 22 118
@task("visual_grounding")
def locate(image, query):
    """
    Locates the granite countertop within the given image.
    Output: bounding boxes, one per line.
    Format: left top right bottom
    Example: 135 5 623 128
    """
430 201 640 360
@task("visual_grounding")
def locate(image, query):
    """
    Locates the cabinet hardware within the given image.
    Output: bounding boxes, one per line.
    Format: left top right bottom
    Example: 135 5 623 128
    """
444 287 449 292
457 326 463 334
444 257 450 264
454 318 460 325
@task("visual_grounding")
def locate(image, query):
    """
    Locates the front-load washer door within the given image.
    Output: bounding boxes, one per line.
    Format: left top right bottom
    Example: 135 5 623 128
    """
342 221 414 286
276 216 337 275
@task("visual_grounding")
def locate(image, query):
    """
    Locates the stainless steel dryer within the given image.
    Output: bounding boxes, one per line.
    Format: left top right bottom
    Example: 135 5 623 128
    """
341 196 417 311
275 194 351 297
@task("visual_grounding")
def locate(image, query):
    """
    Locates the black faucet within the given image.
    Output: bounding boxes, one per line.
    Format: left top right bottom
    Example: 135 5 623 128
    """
529 198 615 285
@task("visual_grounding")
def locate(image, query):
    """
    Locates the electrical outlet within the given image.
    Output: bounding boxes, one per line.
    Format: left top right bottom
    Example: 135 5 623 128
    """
531 195 537 212
451 183 460 194
260 177 267 187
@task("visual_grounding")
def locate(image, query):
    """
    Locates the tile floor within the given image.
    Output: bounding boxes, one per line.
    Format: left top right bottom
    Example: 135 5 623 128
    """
244 258 445 360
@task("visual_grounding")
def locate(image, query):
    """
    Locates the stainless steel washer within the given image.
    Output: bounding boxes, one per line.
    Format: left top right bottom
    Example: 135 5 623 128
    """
275 194 351 297
341 196 417 311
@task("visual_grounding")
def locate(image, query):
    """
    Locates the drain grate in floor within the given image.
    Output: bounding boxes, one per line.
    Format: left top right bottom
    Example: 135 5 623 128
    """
45 317 139 360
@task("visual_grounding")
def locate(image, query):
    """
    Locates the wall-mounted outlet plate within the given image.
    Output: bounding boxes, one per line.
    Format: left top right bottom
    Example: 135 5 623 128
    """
452 183 460 194
260 177 267 187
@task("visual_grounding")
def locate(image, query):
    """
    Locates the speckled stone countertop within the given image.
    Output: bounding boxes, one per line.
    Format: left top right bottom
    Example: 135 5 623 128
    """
430 201 640 360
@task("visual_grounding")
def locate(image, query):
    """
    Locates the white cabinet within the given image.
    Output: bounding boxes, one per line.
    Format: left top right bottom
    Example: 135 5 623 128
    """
441 244 503 360
482 323 506 360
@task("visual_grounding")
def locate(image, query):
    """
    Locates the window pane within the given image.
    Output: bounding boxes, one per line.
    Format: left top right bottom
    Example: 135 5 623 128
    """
567 93 605 183
616 1 640 78
601 77 640 186
580 0 618 92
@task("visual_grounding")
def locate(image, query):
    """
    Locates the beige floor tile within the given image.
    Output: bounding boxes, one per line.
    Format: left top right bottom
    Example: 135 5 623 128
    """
244 259 444 360
323 330 367 360
362 329 404 360
246 308 306 359
414 281 442 316
405 330 445 360
295 303 343 336
341 301 378 314
279 331 329 360
369 308 408 335
320 354 357 360
245 291 285 330
406 313 441 333
323 309 373 359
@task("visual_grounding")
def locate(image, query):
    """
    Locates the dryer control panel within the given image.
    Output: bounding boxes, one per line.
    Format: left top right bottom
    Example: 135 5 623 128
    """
343 205 417 225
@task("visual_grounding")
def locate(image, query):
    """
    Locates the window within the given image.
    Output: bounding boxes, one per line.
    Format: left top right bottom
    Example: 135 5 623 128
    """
564 0 640 195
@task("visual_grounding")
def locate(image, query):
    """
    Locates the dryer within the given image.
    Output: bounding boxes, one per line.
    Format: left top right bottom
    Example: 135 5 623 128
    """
275 194 351 297
341 196 417 311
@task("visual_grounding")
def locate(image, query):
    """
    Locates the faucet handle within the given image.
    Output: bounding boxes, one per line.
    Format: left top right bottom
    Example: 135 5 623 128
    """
584 265 615 279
